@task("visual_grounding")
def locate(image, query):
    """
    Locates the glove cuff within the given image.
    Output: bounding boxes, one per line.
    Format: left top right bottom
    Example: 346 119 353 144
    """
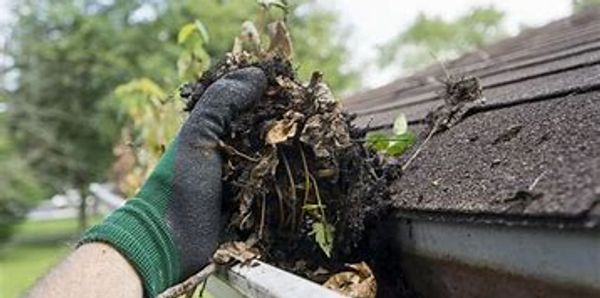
79 198 181 297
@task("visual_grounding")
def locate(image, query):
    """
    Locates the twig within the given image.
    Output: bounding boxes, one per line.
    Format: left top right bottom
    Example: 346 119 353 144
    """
429 50 451 81
402 127 436 171
309 174 327 222
281 152 298 230
528 171 547 191
299 146 311 218
197 278 209 297
259 195 266 239
184 290 195 298
157 263 217 298
218 140 260 162
274 183 286 227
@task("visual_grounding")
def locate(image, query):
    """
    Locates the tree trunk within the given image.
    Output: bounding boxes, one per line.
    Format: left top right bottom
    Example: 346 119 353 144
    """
78 188 88 234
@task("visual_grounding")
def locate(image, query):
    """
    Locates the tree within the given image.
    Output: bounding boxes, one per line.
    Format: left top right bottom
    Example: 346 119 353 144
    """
572 0 600 13
3 0 358 229
377 6 506 71
0 110 48 242
111 0 361 195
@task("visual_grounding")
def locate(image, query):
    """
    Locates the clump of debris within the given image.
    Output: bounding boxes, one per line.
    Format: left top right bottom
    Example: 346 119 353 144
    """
180 20 398 296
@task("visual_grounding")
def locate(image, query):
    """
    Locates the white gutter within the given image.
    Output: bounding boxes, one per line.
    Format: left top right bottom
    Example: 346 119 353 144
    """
394 217 600 294
208 261 345 298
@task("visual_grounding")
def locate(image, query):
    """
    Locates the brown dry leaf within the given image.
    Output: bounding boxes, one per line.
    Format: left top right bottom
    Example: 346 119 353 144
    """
212 241 261 265
250 147 279 179
323 262 377 298
300 113 351 158
240 21 261 49
275 76 305 101
231 36 243 55
266 120 297 145
313 81 336 108
267 21 293 59
237 147 279 228
265 111 304 145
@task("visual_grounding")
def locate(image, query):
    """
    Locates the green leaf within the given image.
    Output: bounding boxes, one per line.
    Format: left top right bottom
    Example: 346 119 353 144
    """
310 222 335 257
177 52 192 79
386 132 416 156
392 113 408 135
366 132 389 151
178 23 196 44
257 0 288 12
115 78 166 100
194 20 210 43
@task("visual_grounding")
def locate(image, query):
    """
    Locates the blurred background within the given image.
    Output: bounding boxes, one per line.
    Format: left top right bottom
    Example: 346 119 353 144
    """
0 0 597 296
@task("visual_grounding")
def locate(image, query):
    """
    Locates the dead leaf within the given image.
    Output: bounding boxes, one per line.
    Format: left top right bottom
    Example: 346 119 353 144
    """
300 114 351 158
240 21 260 50
232 36 243 55
236 147 279 229
313 81 336 109
267 21 293 59
212 241 261 265
266 111 304 144
266 120 297 144
323 262 376 298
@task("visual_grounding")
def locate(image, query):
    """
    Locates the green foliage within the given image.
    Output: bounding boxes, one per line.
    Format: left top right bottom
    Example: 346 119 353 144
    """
289 3 359 92
257 0 289 13
572 0 600 13
178 21 209 44
378 6 506 71
5 0 169 193
366 113 416 156
177 20 211 81
4 0 358 200
309 222 335 258
0 112 48 242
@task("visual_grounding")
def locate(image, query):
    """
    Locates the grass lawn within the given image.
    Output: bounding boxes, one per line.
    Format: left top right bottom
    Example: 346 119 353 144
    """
0 216 222 298
0 216 102 298
0 241 71 297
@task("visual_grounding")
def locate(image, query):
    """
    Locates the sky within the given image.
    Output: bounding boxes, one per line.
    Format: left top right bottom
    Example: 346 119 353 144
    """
0 0 574 91
316 0 573 89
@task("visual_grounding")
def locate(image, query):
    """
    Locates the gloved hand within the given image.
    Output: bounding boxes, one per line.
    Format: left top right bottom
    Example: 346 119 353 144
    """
80 67 267 297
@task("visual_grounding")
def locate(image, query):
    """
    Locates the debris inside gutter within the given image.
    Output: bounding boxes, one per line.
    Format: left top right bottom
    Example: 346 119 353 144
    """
181 21 399 298
179 16 485 298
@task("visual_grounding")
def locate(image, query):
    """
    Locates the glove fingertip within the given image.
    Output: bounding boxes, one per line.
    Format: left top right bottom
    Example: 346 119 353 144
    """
225 66 267 103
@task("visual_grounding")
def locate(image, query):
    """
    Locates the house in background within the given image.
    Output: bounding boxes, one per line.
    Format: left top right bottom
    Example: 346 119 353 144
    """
344 8 600 298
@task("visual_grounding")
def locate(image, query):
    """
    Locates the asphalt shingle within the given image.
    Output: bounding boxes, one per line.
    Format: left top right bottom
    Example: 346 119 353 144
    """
343 8 600 226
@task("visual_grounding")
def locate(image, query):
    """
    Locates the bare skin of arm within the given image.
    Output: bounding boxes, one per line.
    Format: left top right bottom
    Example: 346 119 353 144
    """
27 243 143 298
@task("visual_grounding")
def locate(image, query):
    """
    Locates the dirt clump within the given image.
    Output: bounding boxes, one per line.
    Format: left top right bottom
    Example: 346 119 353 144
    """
181 52 399 281
426 76 485 133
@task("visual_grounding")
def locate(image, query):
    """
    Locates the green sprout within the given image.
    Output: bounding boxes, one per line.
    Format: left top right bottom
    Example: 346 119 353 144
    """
366 113 416 156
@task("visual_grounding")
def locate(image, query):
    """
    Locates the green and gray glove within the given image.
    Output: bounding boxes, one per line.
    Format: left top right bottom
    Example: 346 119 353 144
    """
80 67 267 297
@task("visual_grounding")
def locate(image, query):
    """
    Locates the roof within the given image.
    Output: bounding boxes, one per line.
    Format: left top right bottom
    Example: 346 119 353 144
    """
344 8 600 227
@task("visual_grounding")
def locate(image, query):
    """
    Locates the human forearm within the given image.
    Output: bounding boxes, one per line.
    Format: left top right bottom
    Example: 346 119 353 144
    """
27 67 266 297
27 243 143 298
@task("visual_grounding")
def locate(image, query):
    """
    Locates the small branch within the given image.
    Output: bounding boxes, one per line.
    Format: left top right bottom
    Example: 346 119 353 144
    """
259 195 266 239
274 183 286 227
218 140 260 162
157 263 217 298
281 152 298 231
309 174 327 222
528 171 547 191
402 127 436 171
299 146 311 218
